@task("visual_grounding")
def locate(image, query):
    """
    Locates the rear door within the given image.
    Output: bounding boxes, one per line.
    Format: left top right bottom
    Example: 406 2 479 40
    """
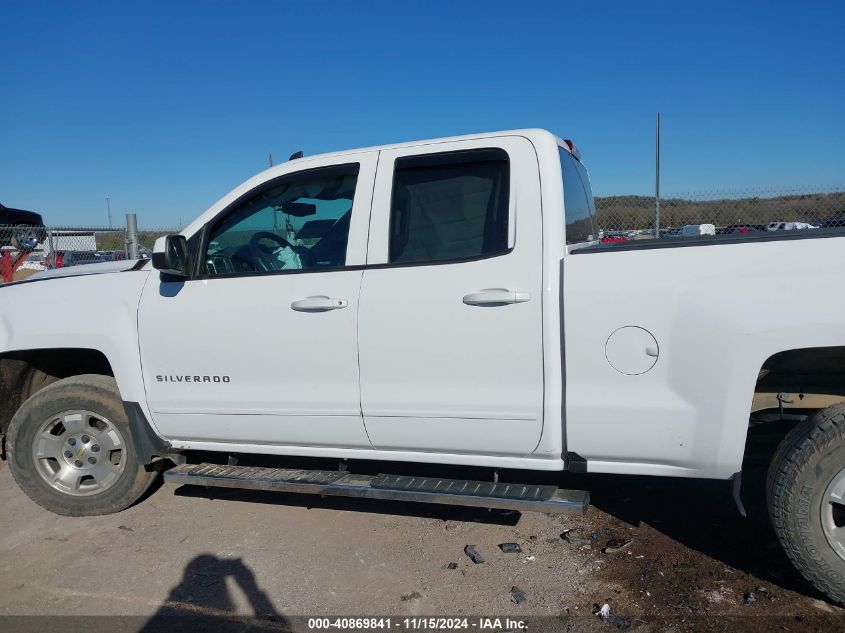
358 137 544 456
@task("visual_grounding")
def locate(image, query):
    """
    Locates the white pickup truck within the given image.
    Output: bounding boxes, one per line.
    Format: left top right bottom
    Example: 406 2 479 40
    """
1 129 843 603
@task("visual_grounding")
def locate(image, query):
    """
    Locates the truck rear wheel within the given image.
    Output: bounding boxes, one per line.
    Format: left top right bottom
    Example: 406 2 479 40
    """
7 374 157 516
767 403 845 604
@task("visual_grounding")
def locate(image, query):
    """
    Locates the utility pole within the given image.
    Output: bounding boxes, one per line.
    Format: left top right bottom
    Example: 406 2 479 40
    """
106 196 113 229
654 112 661 238
126 213 140 259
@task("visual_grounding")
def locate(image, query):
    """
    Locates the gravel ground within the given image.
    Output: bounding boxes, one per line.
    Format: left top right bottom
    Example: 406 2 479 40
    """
1 456 843 633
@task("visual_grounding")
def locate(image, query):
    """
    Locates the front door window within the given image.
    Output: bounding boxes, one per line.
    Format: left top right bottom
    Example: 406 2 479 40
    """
204 165 359 276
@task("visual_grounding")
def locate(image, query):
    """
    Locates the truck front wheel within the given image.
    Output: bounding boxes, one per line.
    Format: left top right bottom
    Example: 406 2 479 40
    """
7 374 158 516
768 403 845 604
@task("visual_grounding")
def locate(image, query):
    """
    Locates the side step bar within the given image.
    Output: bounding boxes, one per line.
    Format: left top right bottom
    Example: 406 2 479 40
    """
164 463 589 514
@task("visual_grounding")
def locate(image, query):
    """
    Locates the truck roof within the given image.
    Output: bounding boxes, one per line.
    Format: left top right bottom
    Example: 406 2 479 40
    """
283 128 567 164
180 128 572 237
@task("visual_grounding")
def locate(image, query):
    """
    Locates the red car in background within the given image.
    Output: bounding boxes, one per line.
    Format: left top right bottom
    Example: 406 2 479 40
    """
599 235 630 244
44 250 104 268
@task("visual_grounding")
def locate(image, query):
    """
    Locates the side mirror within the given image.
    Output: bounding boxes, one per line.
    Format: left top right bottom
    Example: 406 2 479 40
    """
152 235 190 277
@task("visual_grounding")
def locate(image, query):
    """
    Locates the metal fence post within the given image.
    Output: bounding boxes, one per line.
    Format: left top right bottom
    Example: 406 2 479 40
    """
654 112 661 238
126 213 140 260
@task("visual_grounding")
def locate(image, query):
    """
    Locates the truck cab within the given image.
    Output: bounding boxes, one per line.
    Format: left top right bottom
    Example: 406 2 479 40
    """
141 130 576 470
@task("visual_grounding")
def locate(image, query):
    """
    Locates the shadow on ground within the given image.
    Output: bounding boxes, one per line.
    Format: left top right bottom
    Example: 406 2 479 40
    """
575 419 829 602
139 555 286 633
580 469 823 597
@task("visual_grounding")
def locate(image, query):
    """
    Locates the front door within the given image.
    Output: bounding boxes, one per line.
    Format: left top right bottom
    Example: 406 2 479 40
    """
138 153 378 448
358 137 544 456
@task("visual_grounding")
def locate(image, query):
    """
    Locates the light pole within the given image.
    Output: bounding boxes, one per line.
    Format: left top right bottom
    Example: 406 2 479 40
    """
654 113 661 238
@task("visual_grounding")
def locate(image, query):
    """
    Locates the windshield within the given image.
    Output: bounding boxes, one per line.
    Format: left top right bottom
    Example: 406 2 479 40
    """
559 147 597 243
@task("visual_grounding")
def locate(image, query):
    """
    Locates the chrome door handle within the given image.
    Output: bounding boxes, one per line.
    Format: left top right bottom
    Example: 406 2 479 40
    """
462 288 531 306
291 296 348 312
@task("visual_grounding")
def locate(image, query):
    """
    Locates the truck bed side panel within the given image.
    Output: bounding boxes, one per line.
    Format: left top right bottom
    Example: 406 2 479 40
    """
564 237 845 478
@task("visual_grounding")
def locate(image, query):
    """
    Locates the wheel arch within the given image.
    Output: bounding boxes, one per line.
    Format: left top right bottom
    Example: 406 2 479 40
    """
756 346 845 397
737 345 845 474
0 348 115 437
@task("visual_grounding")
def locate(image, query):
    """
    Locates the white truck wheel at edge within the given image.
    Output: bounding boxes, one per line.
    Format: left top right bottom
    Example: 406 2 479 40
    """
0 129 843 603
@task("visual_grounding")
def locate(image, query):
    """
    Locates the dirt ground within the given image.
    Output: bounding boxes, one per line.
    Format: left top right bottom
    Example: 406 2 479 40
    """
1 451 843 633
10 267 38 282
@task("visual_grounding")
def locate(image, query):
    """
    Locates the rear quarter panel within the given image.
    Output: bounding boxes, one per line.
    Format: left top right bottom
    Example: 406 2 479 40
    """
563 236 845 478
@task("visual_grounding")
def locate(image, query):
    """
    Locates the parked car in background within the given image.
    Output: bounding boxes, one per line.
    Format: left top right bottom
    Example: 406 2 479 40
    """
659 227 683 237
821 213 845 228
716 224 766 235
681 223 716 236
0 202 46 251
767 221 814 231
599 235 629 244
17 251 47 272
109 249 149 261
93 250 126 262
44 250 105 268
599 231 630 244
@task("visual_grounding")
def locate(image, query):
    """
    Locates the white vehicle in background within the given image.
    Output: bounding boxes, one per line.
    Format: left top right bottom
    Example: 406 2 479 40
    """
680 223 716 237
19 252 47 272
0 129 843 604
767 221 814 231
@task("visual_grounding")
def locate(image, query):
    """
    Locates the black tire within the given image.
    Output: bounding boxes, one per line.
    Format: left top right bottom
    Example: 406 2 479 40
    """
7 374 158 516
767 403 845 604
11 224 39 252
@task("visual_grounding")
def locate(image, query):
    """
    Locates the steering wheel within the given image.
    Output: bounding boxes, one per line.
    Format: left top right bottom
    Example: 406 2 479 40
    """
248 231 293 272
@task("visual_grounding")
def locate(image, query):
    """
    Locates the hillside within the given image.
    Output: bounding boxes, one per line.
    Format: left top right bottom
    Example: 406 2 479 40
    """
595 191 845 231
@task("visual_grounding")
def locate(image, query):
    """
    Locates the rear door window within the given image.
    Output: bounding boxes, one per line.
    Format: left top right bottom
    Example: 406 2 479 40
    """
388 149 510 264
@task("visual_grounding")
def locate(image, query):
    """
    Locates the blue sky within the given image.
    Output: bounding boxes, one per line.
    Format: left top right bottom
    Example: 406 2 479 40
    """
2 1 842 227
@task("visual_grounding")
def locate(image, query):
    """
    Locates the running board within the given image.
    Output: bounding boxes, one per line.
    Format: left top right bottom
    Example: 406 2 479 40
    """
164 463 589 514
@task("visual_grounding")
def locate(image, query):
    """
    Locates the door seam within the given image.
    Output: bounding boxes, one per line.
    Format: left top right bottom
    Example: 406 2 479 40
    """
357 150 381 445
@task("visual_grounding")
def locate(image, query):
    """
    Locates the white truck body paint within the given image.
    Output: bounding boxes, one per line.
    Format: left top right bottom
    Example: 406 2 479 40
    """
138 151 379 448
164 439 566 470
0 269 155 419
564 236 845 478
26 259 145 280
2 128 844 479
358 136 545 457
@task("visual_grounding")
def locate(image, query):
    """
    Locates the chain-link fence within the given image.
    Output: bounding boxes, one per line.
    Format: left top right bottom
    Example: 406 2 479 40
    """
595 185 845 239
0 224 179 283
2 185 844 282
